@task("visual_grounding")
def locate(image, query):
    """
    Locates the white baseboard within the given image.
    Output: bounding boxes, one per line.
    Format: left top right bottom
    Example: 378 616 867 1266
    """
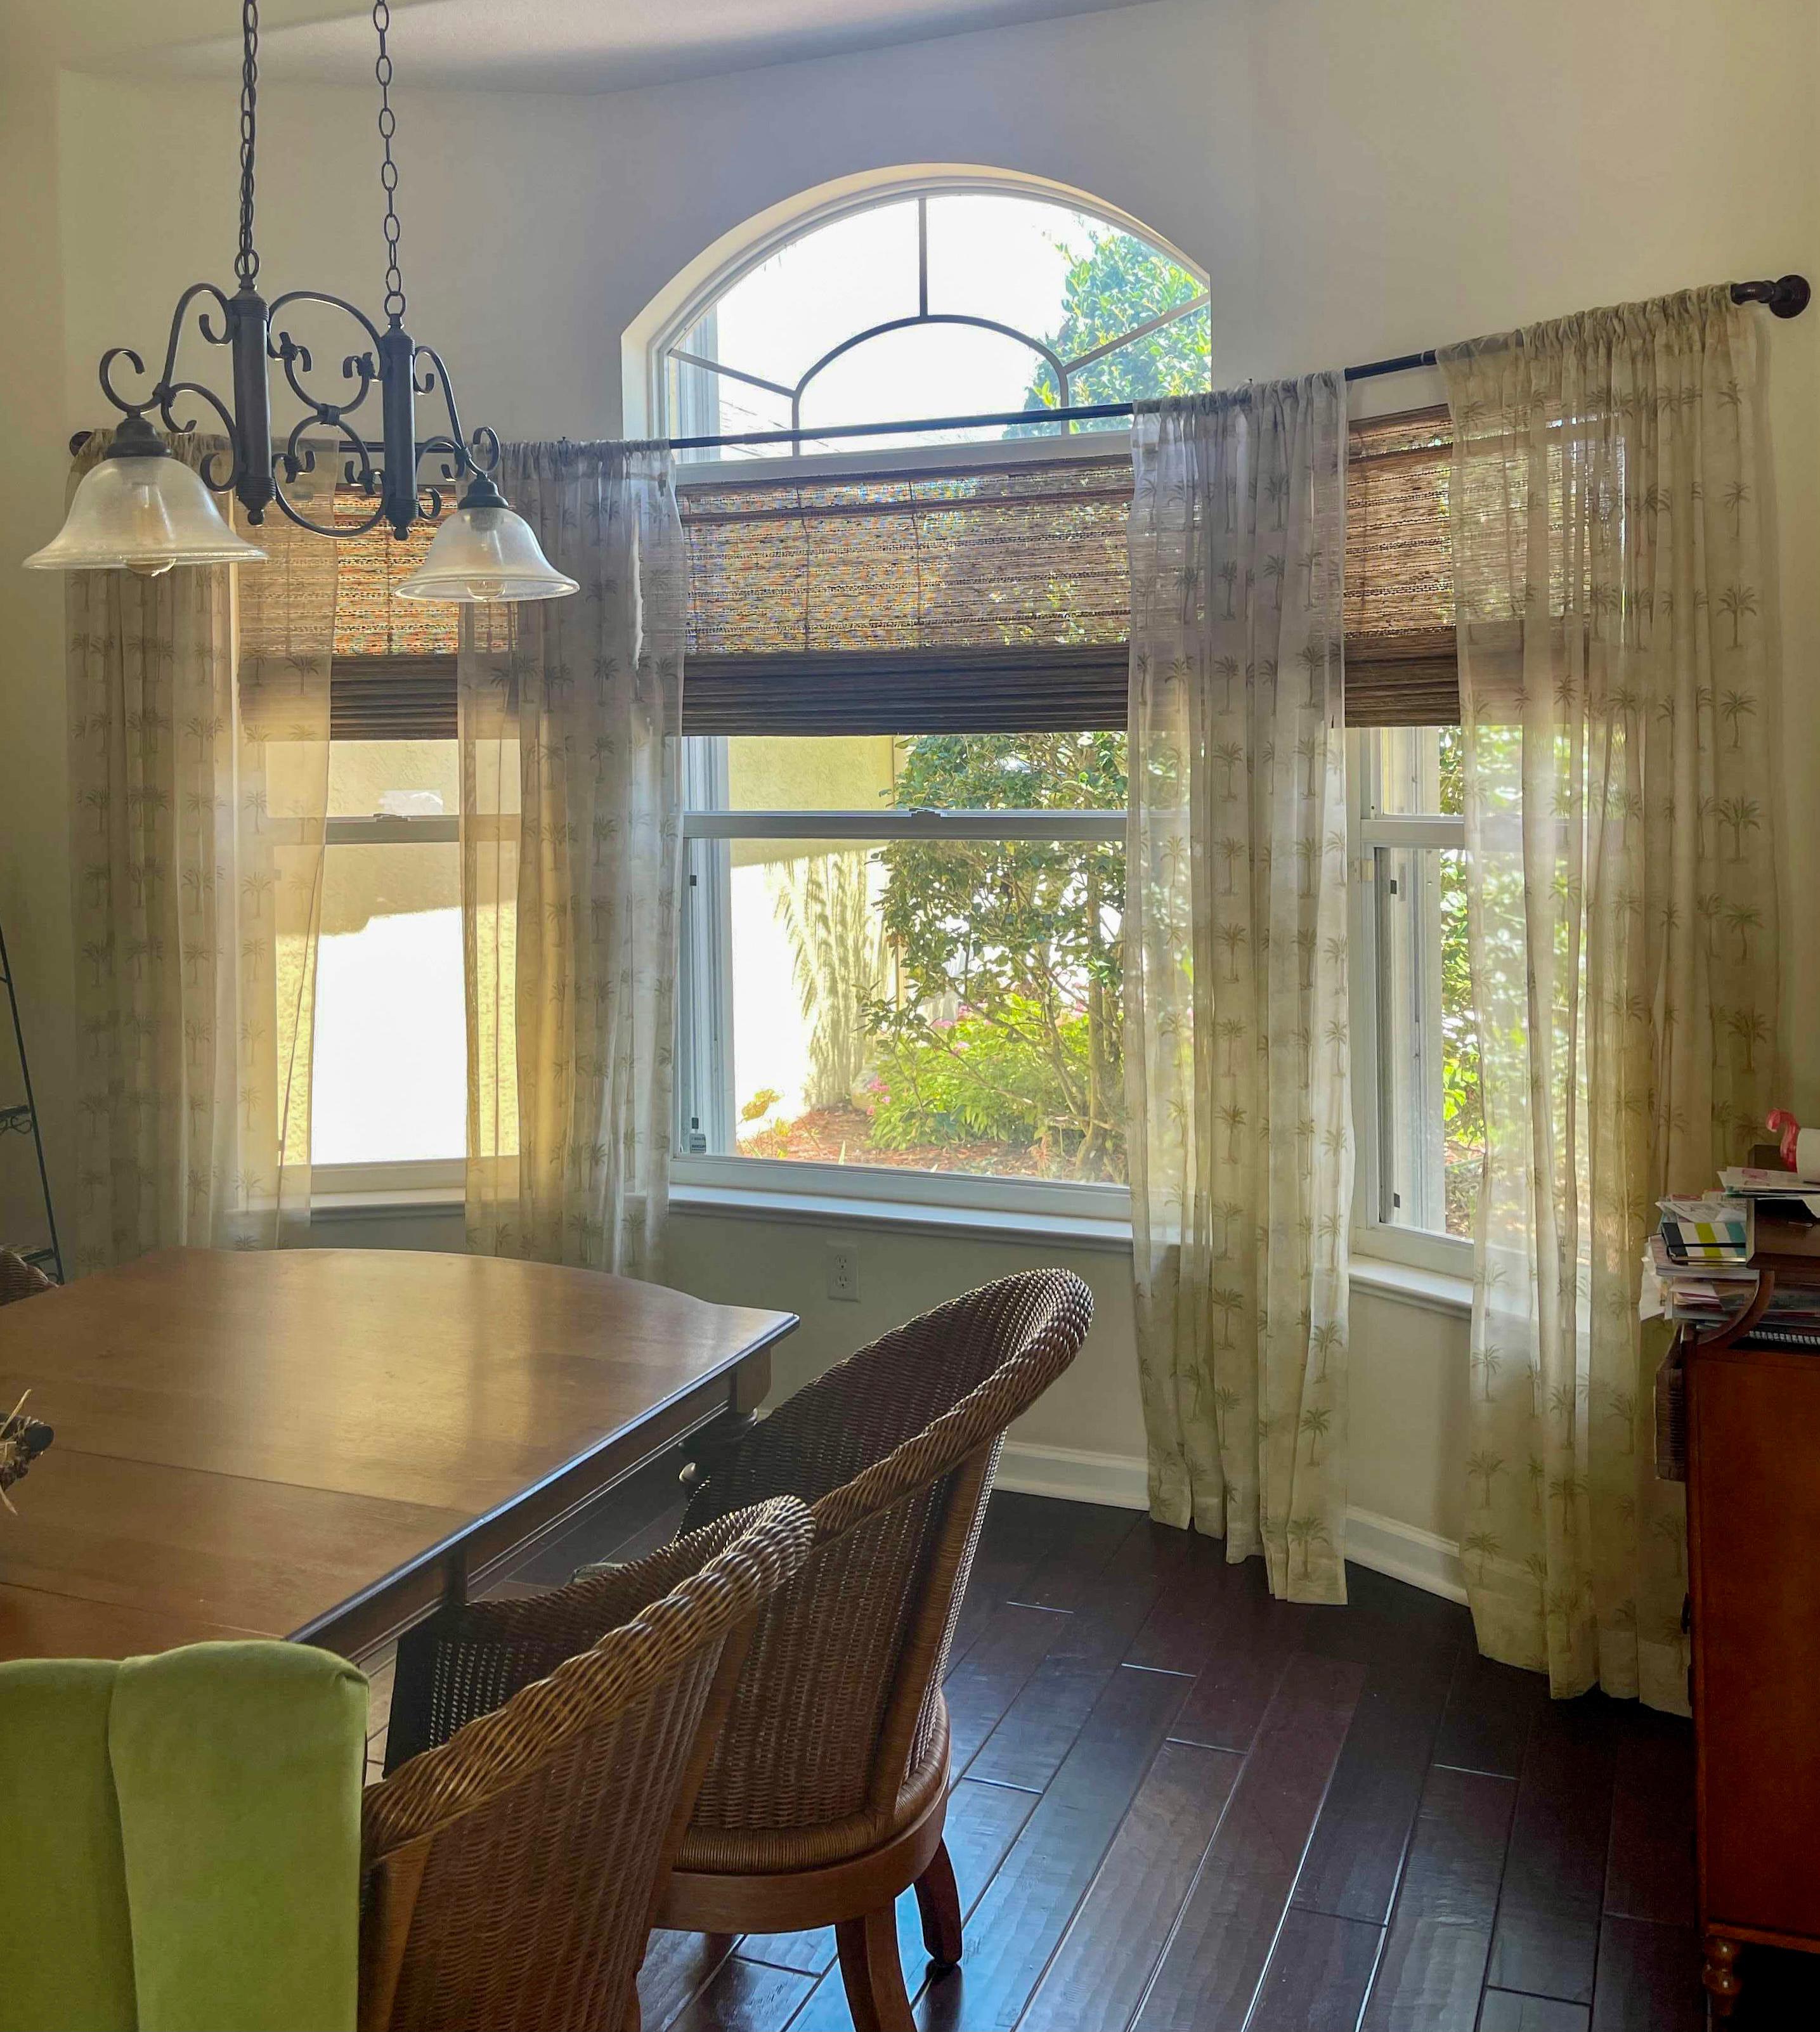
996 1443 1466 1605
1341 1506 1467 1604
997 1440 1150 1510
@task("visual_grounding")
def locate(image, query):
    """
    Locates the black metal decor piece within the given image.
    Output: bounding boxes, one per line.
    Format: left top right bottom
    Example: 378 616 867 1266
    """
0 920 63 1285
84 0 503 540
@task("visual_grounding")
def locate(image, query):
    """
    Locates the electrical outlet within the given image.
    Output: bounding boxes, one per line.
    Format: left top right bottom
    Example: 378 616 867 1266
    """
826 1245 859 1302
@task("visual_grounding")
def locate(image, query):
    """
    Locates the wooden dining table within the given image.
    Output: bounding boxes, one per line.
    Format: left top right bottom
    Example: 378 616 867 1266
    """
0 1247 795 1665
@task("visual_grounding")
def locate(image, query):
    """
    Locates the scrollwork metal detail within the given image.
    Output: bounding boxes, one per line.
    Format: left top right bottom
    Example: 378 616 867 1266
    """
70 0 522 555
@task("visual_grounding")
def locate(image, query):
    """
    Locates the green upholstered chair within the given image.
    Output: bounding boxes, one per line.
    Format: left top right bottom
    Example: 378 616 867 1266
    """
0 1640 368 2032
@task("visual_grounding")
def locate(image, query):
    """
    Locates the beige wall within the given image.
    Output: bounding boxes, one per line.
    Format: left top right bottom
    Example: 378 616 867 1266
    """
8 0 1819 1567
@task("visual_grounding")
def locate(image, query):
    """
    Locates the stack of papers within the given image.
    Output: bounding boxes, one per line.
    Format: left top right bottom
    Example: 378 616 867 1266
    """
1639 1175 1820 1347
1719 1167 1820 1215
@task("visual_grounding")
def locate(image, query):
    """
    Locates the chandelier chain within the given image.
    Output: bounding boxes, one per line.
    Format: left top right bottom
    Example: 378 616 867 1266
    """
235 0 259 287
373 0 405 321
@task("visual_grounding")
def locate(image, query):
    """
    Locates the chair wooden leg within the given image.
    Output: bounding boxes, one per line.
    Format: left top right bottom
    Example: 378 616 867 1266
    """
836 1903 914 2032
913 1839 964 1968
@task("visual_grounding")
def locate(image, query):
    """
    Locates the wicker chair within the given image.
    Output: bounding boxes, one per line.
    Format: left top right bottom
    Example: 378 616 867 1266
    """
360 1494 815 2032
652 1269 1093 2032
0 1248 53 1305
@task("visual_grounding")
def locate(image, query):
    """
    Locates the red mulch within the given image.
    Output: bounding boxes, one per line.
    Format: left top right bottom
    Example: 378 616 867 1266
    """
736 1104 1052 1177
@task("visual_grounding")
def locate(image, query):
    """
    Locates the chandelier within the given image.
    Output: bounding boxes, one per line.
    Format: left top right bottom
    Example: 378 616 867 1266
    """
25 0 576 604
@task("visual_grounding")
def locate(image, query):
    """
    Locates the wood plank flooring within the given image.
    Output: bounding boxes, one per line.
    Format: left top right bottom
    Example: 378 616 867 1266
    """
368 1471 1819 2029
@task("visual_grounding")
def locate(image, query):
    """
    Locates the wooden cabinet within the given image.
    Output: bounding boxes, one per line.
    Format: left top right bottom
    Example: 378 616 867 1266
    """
1686 1335 1820 2016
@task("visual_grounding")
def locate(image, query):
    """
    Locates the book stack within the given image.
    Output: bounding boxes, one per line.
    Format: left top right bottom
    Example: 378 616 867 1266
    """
1643 1170 1820 1347
1659 1194 1752 1265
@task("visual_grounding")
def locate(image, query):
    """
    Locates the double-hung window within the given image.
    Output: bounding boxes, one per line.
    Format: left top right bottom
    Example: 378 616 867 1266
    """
1343 406 1476 1271
672 440 1134 1219
311 500 467 1195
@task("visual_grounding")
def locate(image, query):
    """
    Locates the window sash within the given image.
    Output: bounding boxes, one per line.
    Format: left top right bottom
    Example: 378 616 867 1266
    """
681 808 1124 842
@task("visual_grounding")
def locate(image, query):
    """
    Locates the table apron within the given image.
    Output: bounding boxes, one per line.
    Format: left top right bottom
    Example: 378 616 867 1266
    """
294 1348 770 1662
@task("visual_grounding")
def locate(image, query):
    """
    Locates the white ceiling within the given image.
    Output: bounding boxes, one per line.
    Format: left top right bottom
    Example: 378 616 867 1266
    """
105 0 1155 94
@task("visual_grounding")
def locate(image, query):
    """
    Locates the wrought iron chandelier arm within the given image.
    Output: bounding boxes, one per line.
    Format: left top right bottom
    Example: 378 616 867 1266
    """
158 379 245 491
95 280 235 427
411 345 500 483
97 346 154 421
165 282 237 372
268 288 386 361
270 413 388 537
266 288 386 498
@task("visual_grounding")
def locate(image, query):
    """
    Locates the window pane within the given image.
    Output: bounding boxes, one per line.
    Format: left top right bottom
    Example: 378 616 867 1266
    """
670 351 793 454
313 841 465 1163
1067 302 1211 415
723 734 900 817
925 193 1094 337
1375 841 1481 1238
706 199 920 394
668 188 1209 443
724 832 1126 1184
797 322 1047 450
327 739 457 819
713 731 1128 813
924 195 1206 410
1373 722 1464 817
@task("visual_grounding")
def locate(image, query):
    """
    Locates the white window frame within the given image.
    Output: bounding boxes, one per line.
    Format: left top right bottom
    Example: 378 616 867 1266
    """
314 745 1481 1269
642 169 1209 450
672 794 1133 1223
1346 729 1472 1276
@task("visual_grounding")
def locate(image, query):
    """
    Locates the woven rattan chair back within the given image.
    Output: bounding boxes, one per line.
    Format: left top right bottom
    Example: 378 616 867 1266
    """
0 1249 53 1306
673 1268 1093 1865
359 1494 814 2032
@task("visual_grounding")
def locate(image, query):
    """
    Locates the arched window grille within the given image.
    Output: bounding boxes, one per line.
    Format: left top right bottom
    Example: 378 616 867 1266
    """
656 184 1211 454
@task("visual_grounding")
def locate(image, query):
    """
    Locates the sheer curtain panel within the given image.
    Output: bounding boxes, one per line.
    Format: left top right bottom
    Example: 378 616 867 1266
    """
66 435 335 1268
1125 380 1353 1603
460 441 686 1277
1440 287 1780 1707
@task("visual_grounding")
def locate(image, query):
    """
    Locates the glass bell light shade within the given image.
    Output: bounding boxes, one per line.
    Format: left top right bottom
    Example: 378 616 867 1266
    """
23 417 266 576
394 472 578 604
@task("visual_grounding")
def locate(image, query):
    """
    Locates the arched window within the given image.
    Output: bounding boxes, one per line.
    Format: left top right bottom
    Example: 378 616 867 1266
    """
656 181 1209 453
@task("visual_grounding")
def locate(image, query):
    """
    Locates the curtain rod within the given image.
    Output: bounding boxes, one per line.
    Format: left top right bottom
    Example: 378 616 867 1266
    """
68 275 1810 463
663 273 1810 453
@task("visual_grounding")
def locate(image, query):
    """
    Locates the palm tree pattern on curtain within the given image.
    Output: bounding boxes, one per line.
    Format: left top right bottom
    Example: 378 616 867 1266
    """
460 441 686 1278
1440 287 1779 1709
66 436 335 1269
1126 380 1353 1603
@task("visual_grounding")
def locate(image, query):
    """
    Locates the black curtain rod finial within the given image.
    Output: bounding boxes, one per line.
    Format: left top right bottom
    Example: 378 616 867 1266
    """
1732 273 1810 319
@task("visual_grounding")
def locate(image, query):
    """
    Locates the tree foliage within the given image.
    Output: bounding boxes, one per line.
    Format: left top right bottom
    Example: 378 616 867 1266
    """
869 732 1128 1179
1015 228 1209 425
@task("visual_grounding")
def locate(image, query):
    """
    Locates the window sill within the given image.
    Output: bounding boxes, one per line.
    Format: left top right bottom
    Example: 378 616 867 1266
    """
1349 1253 1474 1319
310 1186 465 1219
305 1183 1476 1319
668 1181 1135 1252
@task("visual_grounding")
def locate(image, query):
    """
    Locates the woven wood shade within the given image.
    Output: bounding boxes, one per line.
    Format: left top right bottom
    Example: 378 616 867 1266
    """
330 653 458 739
324 411 1459 738
1344 406 1457 723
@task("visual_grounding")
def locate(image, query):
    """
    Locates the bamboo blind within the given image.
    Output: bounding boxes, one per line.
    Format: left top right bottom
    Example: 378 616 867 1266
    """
325 409 1459 737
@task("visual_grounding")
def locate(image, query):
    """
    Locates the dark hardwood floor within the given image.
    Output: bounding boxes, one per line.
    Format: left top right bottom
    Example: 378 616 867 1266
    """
371 1473 1818 2030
